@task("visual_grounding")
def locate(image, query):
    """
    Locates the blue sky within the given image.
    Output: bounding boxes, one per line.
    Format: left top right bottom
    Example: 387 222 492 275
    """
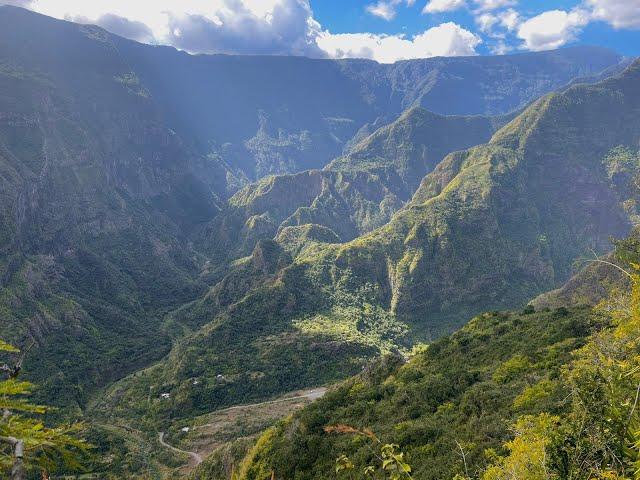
3 0 639 62
312 0 640 57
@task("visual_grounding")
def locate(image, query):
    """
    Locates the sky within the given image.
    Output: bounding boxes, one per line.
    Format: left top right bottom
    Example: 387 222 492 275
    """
1 0 639 63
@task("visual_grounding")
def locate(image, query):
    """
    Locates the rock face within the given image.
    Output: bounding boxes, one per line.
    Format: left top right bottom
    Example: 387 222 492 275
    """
198 108 509 264
0 4 632 419
0 0 611 187
104 61 640 424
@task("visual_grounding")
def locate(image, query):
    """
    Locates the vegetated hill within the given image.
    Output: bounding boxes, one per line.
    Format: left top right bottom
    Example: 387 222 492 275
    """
2 6 624 187
0 6 622 413
113 41 626 182
198 108 509 264
0 9 225 409
99 61 640 427
230 233 640 480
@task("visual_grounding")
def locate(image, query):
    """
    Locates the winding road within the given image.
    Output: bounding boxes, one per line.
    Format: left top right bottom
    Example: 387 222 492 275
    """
158 431 203 467
157 388 326 469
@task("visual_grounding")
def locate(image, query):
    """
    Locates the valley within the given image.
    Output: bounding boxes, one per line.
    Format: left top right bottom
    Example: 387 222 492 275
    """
0 4 639 479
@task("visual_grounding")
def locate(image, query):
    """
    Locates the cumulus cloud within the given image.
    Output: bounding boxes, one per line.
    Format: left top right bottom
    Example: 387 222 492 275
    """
318 22 481 63
473 0 517 12
366 0 416 21
499 8 520 31
162 1 324 56
4 0 324 57
367 1 398 20
2 0 483 63
517 9 590 51
586 0 640 29
476 13 498 34
423 0 466 14
476 8 519 36
6 0 636 61
93 14 155 43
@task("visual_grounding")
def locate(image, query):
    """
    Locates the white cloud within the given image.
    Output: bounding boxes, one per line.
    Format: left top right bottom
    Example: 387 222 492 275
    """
367 1 398 20
2 0 482 62
476 8 518 33
5 0 325 56
586 0 640 29
476 13 498 33
423 0 466 14
366 0 416 21
517 8 590 51
490 40 511 54
318 22 481 63
473 0 516 12
499 8 520 31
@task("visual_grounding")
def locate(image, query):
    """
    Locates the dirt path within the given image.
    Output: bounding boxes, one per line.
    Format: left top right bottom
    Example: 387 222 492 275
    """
158 431 203 467
192 388 327 430
157 387 327 471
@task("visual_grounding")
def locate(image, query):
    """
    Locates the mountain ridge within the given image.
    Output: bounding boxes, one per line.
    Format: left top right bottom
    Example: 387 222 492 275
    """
98 60 640 433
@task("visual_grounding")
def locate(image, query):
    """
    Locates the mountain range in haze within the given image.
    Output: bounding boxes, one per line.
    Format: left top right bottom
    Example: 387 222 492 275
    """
0 5 638 479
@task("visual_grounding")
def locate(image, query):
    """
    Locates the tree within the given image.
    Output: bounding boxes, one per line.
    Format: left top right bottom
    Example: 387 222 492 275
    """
326 425 413 480
481 414 559 480
0 339 89 479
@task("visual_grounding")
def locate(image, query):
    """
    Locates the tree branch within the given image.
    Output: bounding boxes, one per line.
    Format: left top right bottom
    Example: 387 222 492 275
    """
1 341 34 380
0 436 18 447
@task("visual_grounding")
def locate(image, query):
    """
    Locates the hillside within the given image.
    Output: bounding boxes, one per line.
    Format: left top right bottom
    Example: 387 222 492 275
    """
0 6 622 412
231 232 640 480
198 108 507 264
0 14 224 409
2 6 623 187
98 60 640 432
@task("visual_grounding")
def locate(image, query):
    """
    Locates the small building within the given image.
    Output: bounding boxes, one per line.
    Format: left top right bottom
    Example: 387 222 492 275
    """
181 427 190 433
160 393 170 399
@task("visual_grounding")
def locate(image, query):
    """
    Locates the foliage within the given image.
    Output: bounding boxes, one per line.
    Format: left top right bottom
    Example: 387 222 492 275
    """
234 232 640 480
481 252 640 479
326 425 413 480
0 339 90 477
481 414 559 480
234 306 596 480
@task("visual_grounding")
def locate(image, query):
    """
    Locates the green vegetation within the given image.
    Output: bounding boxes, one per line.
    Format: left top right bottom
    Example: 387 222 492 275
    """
102 60 640 434
233 234 640 480
0 339 89 478
201 107 504 265
236 304 598 479
0 8 638 478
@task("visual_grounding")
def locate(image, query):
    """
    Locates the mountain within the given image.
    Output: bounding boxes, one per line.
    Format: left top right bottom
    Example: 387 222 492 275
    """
228 231 640 480
100 59 640 430
0 10 227 409
3 6 623 189
0 5 623 412
198 107 509 264
109 40 627 183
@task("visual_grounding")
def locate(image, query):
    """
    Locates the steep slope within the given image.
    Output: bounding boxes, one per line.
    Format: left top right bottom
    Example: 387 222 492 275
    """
228 231 640 480
0 7 623 413
100 60 640 426
117 41 623 182
234 234 640 480
199 108 506 264
0 10 224 408
0 0 605 184
238 307 598 480
318 58 640 333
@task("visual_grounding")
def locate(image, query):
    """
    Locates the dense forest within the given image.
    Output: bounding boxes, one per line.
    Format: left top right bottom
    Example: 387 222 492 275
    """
0 4 639 479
